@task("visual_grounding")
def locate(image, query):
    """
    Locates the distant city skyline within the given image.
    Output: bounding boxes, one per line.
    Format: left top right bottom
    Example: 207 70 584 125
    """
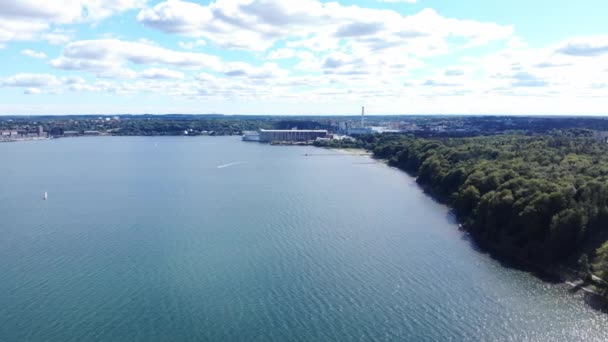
0 0 607 115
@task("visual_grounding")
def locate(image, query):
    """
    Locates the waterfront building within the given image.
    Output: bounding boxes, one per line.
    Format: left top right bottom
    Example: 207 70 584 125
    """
258 129 328 143
346 127 374 136
242 131 260 142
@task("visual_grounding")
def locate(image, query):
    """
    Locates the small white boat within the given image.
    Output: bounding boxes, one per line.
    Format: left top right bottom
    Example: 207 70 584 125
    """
43 192 48 200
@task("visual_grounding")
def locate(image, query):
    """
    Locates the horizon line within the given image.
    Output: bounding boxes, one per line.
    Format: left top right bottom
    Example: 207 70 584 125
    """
2 113 608 117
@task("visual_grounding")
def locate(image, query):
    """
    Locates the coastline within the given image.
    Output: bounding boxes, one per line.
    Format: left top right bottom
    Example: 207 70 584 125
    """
329 144 608 312
334 148 372 156
0 137 50 143
0 134 237 143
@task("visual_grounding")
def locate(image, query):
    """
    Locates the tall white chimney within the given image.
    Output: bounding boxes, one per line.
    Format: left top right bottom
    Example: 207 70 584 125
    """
361 106 365 127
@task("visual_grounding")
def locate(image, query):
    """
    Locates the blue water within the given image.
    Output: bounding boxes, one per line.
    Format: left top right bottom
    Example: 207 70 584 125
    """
1 137 607 341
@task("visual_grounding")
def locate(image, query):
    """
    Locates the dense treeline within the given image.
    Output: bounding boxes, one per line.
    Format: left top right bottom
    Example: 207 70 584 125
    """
0 115 336 137
113 119 271 136
9 115 608 138
20 118 331 137
351 132 608 287
0 117 272 136
110 119 333 136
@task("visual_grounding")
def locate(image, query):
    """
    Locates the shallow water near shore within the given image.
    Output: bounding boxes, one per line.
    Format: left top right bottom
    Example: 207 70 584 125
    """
1 136 607 341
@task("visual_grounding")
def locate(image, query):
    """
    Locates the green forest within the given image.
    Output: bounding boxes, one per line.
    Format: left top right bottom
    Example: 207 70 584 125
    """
320 132 608 292
111 119 271 136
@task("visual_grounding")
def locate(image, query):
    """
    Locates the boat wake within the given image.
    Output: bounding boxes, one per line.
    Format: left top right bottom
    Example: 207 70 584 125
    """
217 162 245 169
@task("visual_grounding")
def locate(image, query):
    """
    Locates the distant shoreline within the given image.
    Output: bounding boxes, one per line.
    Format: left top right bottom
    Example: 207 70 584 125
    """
0 134 241 143
0 137 49 143
319 142 608 313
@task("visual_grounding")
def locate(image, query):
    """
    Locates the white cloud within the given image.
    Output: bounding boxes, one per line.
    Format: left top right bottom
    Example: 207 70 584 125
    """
134 1 514 92
3 0 607 114
444 69 464 76
140 68 185 79
42 31 73 45
63 76 86 84
137 0 513 53
267 48 297 60
67 83 97 92
24 87 42 95
0 0 146 22
378 0 417 3
50 38 293 85
51 39 224 77
0 18 48 43
223 62 288 79
2 73 61 87
1 72 102 94
450 35 608 100
0 0 147 44
179 39 207 50
21 49 47 59
555 36 608 57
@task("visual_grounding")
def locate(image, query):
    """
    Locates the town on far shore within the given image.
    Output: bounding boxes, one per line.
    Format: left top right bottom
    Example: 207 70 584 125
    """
4 110 608 144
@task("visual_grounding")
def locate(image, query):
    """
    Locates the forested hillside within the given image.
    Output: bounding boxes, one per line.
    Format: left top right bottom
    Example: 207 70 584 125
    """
340 132 608 288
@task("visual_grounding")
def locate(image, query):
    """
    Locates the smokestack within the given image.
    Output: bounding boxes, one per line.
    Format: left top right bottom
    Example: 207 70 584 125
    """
361 106 365 127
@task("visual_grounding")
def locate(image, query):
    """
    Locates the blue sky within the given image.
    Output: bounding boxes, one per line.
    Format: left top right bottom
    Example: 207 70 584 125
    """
0 0 607 115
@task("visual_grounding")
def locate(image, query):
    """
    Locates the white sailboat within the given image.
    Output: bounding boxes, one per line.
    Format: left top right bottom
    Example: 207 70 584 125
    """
43 192 48 200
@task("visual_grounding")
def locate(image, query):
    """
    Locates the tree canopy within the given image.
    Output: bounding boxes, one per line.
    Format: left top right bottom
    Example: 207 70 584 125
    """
321 132 608 283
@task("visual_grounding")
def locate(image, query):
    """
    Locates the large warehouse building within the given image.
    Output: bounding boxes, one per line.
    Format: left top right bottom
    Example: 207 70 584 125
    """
258 129 328 143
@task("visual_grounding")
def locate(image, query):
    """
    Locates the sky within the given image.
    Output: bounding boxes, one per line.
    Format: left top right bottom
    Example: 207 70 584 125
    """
0 0 607 115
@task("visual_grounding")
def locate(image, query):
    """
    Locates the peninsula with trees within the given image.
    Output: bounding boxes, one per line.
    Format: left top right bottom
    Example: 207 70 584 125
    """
317 130 608 305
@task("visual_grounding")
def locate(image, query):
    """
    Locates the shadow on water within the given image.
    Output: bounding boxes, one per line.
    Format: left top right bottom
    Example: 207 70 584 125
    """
445 210 562 284
585 293 608 313
443 209 608 315
390 159 608 312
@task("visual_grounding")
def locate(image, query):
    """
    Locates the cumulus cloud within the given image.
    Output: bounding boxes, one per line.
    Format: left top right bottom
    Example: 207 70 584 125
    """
179 39 207 50
334 22 385 38
51 39 224 77
21 49 47 59
321 52 369 75
556 37 608 57
444 69 464 76
0 0 146 43
378 0 417 3
509 72 547 87
134 0 513 85
267 48 296 60
63 76 86 84
49 38 293 88
137 0 513 53
471 36 608 96
2 73 61 87
534 62 571 68
140 68 185 79
223 62 288 79
24 87 42 94
137 0 212 34
42 32 72 45
3 0 607 114
422 79 459 87
1 72 105 95
0 0 146 22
